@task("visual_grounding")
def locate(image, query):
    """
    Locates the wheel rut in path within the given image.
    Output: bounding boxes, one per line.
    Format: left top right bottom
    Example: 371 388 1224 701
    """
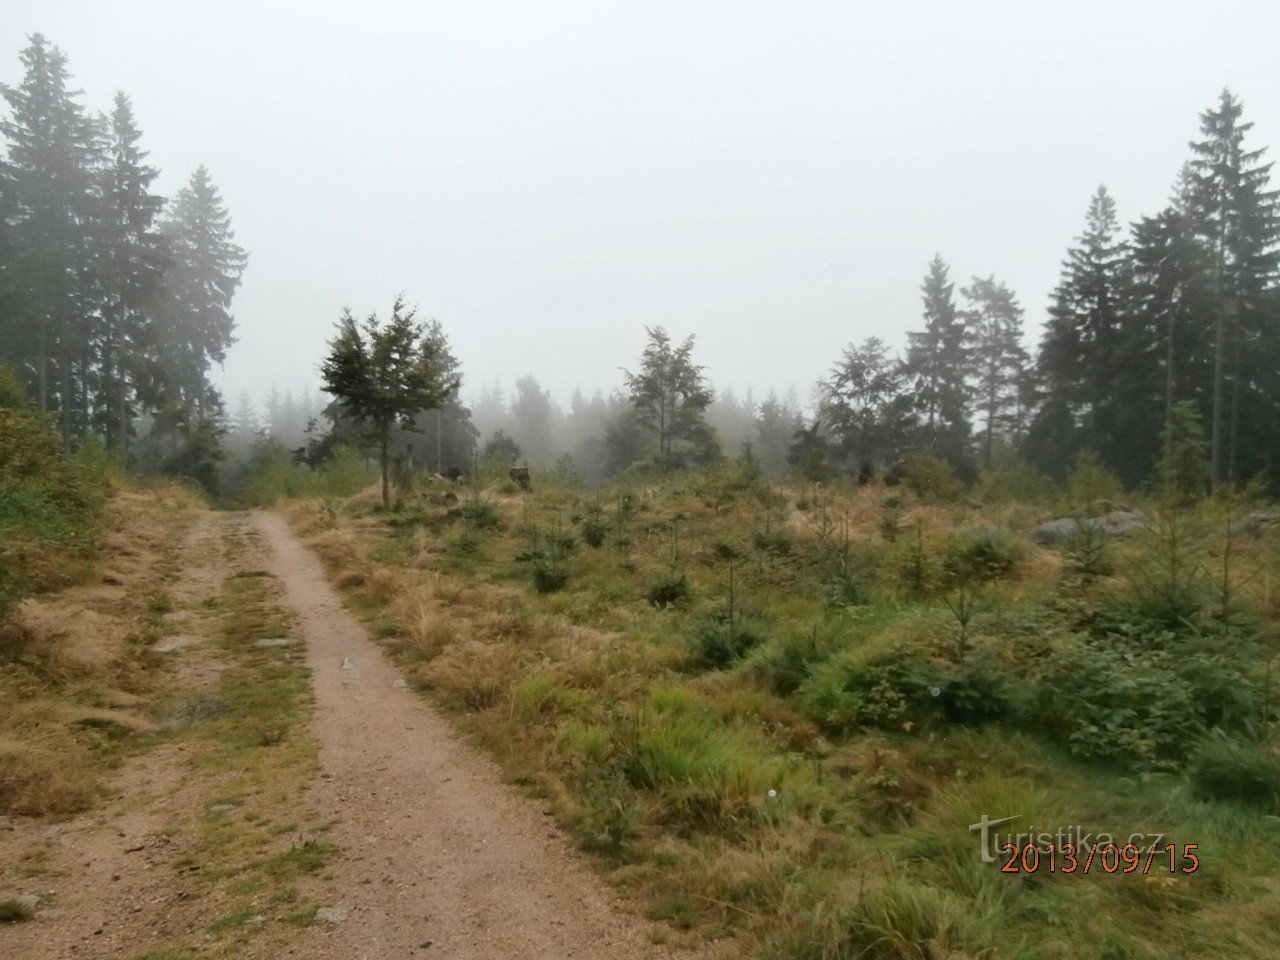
251 511 679 960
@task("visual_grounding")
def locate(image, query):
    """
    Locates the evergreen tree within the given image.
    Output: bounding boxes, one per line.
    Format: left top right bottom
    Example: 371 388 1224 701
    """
0 34 101 435
1037 186 1129 464
962 275 1030 467
229 388 258 453
1118 182 1216 485
622 326 718 471
156 165 246 413
405 319 476 472
1186 90 1280 485
509 374 558 464
320 296 458 508
753 390 792 478
822 336 913 476
91 92 166 452
904 255 970 463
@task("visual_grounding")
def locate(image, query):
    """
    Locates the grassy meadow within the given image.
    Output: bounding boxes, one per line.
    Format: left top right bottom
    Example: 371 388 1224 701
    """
272 456 1280 959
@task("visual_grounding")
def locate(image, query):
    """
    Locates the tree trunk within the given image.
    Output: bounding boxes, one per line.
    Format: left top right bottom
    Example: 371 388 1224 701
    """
1209 214 1227 487
379 433 390 509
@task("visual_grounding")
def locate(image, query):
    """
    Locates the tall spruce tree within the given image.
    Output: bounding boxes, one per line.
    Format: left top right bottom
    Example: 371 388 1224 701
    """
962 275 1030 467
1121 175 1217 484
92 92 166 451
1186 90 1280 485
0 34 101 436
904 255 970 462
156 165 246 414
1038 186 1129 465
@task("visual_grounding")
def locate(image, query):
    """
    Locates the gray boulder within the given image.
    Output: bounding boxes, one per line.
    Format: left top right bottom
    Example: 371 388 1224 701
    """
1228 512 1280 538
1029 509 1148 546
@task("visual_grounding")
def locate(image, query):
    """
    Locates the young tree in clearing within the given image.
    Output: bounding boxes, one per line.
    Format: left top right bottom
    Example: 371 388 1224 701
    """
622 326 718 471
320 295 458 508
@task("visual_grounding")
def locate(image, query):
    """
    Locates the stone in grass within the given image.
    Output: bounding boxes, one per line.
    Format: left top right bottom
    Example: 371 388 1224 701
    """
253 637 298 648
151 634 200 653
315 906 347 924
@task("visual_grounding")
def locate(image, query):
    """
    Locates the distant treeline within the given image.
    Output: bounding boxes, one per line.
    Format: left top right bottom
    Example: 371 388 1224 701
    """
5 31 1275 497
0 34 245 477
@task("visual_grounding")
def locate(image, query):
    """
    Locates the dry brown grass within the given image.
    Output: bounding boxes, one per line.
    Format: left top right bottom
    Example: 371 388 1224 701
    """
412 642 522 712
0 482 198 816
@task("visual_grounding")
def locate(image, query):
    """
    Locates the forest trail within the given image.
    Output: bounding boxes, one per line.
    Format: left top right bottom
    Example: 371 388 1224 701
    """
2 506 680 960
250 510 673 960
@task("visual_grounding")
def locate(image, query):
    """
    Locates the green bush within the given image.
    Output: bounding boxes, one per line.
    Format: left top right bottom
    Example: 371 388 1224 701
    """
747 627 843 696
751 528 793 556
1189 735 1280 810
690 611 767 669
532 559 571 593
1063 521 1115 577
0 404 110 618
1028 636 1205 769
458 500 501 529
931 650 1011 724
799 645 937 733
897 452 964 500
943 528 1023 584
581 518 609 548
646 573 691 608
449 530 483 559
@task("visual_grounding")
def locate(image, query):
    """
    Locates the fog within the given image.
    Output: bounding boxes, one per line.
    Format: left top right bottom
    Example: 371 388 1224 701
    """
4 0 1278 408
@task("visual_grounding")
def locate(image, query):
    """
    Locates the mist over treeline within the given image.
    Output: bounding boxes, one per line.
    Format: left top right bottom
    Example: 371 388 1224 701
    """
3 33 1278 497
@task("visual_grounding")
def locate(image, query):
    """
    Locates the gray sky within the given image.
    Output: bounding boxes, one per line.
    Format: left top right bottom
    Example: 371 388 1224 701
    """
5 1 1280 411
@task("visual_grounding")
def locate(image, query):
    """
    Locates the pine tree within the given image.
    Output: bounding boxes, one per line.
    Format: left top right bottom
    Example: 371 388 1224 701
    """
904 255 970 461
320 296 459 508
156 165 246 413
0 34 101 435
962 276 1030 467
823 336 913 476
406 319 476 472
753 390 792 478
92 93 166 451
622 326 718 471
1039 186 1130 461
1120 177 1217 485
509 375 558 464
1187 90 1280 485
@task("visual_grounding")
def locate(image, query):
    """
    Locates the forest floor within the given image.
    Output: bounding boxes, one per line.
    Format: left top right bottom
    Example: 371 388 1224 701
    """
0 497 681 960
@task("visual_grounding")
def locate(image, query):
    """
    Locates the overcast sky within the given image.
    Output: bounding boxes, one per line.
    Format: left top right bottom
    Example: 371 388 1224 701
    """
4 1 1279 412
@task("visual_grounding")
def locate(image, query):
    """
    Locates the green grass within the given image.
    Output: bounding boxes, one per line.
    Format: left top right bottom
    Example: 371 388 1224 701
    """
292 467 1280 959
0 898 34 923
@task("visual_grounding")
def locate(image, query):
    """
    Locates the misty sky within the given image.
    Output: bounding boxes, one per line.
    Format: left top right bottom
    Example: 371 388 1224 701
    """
4 1 1279 413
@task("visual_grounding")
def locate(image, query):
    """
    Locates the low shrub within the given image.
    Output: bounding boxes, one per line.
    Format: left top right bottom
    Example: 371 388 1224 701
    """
942 528 1023 585
897 452 964 500
532 559 571 593
751 528 793 556
747 627 844 696
1027 635 1205 769
581 518 609 548
799 645 936 734
647 573 692 608
458 500 501 529
1189 735 1280 810
690 610 768 669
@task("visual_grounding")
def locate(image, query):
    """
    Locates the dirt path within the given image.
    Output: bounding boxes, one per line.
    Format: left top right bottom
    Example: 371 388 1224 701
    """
251 511 674 960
